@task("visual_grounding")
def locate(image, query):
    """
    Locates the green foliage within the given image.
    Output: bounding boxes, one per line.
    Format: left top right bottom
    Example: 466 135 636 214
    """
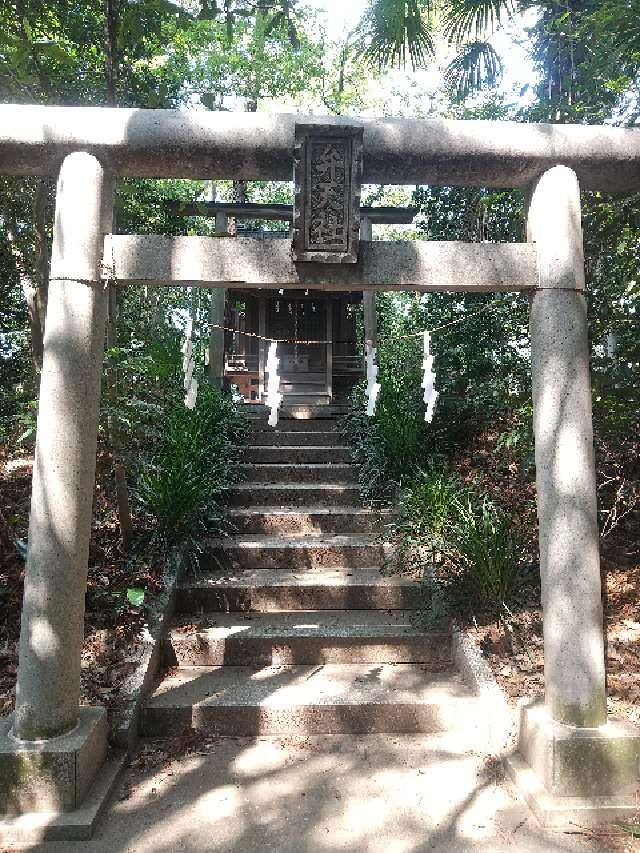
342 367 424 503
446 492 521 619
442 1 513 46
387 465 460 572
446 40 503 100
183 3 324 108
134 382 246 547
359 0 434 70
126 586 145 607
382 465 522 620
0 0 192 105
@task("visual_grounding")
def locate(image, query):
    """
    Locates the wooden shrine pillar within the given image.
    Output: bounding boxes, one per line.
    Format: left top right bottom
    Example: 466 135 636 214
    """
207 210 228 386
361 217 377 349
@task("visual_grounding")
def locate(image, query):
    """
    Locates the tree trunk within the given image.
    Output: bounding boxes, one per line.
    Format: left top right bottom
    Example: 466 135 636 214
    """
6 224 44 375
102 3 133 548
104 0 120 106
33 178 50 336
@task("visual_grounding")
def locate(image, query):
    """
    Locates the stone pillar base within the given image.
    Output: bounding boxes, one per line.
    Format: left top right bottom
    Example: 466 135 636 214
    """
0 706 107 815
506 698 640 828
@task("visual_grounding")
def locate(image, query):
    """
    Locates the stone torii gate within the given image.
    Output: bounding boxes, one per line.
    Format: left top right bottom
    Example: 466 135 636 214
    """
0 104 639 833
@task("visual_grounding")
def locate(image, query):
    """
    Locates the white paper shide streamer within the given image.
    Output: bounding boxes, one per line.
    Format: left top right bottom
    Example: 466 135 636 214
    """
182 316 198 410
422 331 438 423
365 343 381 417
265 342 283 427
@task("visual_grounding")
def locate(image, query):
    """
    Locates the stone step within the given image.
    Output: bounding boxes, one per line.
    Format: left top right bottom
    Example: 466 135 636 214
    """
176 568 424 612
165 610 448 667
242 446 352 464
249 418 338 433
234 464 358 485
278 384 328 394
243 405 347 420
227 483 362 507
143 664 481 737
263 394 332 407
208 534 388 570
227 507 384 535
247 431 340 447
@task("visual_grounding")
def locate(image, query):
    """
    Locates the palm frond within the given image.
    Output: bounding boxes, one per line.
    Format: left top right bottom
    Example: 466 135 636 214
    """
442 0 514 47
359 0 435 71
446 40 503 99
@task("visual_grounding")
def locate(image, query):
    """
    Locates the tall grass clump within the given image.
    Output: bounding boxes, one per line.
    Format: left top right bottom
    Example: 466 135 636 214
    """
445 492 522 620
386 471 523 621
387 465 459 573
134 382 246 553
342 376 424 503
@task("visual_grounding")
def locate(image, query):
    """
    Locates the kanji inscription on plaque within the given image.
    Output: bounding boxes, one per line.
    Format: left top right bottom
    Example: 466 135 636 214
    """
293 123 363 264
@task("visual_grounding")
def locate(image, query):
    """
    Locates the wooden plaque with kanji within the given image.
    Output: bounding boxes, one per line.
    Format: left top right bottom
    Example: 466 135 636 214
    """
293 123 363 264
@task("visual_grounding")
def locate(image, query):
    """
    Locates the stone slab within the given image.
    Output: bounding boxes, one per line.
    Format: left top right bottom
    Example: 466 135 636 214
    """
506 751 640 829
105 235 538 293
109 559 179 752
452 628 515 755
243 405 346 420
292 122 363 264
226 484 362 507
234 463 358 485
242 446 351 464
0 707 107 815
16 733 602 853
274 394 332 406
142 664 486 740
227 506 386 534
208 534 389 571
4 104 640 192
166 610 450 666
177 567 423 612
248 417 338 432
247 431 340 446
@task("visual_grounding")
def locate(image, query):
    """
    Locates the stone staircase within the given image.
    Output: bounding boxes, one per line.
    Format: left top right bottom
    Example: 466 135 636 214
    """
142 406 489 747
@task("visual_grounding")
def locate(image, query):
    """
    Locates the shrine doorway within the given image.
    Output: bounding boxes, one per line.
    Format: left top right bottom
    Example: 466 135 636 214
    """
264 293 330 404
224 290 362 405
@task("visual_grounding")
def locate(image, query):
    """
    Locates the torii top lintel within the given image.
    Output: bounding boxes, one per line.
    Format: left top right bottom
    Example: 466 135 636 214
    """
0 103 639 191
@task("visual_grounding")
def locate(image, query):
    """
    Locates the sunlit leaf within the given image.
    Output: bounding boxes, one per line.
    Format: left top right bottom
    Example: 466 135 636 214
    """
126 587 145 607
33 41 75 66
22 17 33 42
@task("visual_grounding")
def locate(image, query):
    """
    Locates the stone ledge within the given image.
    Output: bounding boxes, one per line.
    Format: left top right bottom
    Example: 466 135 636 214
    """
453 632 640 829
452 627 516 754
0 706 107 815
110 559 179 752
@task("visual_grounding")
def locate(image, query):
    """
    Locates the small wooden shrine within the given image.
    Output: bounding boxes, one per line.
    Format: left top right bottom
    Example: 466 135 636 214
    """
170 200 417 404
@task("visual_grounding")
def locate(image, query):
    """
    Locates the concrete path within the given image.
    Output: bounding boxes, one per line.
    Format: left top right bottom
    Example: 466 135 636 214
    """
24 734 616 853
